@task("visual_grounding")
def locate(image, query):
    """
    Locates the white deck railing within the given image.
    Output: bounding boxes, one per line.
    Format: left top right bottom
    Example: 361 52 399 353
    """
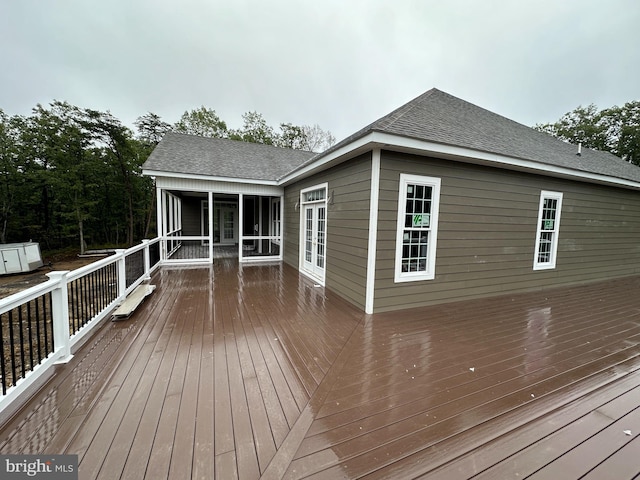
0 238 161 418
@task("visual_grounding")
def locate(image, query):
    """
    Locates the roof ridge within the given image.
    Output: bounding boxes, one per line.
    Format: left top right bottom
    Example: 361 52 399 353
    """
373 88 440 131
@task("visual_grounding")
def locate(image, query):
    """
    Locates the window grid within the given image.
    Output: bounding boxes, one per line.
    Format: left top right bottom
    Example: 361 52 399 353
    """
534 191 563 270
401 184 433 273
395 174 441 283
305 189 325 202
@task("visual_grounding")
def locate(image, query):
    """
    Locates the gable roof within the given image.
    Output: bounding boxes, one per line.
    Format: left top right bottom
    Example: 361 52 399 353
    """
286 88 640 185
143 132 315 182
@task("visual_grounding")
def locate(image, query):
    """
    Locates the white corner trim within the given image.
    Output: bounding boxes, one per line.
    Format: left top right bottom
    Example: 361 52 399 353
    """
365 149 381 314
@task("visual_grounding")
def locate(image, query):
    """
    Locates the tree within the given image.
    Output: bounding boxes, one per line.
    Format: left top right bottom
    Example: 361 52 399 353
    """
135 112 171 146
535 104 609 151
277 122 308 150
275 123 336 152
81 108 145 246
173 107 228 138
229 111 276 145
19 102 103 253
603 101 640 165
0 100 337 253
0 110 24 243
300 124 335 152
536 101 640 166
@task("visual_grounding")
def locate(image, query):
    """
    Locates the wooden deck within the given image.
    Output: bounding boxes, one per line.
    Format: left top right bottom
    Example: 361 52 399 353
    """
0 259 639 479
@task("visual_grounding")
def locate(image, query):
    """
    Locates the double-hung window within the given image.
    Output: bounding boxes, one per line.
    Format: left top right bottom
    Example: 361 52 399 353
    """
395 174 441 282
533 190 563 270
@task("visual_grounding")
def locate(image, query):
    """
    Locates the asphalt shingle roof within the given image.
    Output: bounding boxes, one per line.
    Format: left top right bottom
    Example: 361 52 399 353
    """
143 132 315 182
297 88 640 184
144 89 640 186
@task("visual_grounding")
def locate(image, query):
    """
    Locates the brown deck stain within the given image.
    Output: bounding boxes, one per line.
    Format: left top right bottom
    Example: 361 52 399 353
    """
0 260 639 479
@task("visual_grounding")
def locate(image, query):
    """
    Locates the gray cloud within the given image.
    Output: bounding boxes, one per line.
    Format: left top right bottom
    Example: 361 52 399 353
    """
1 0 639 141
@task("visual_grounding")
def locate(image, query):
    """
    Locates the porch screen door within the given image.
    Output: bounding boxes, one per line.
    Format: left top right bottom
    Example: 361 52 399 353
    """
303 204 326 278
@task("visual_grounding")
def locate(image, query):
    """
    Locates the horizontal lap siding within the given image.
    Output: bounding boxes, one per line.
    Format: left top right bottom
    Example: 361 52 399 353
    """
374 151 640 312
284 154 372 309
180 196 202 235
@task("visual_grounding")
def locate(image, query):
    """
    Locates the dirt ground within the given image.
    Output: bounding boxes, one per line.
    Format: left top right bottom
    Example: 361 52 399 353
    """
0 253 103 299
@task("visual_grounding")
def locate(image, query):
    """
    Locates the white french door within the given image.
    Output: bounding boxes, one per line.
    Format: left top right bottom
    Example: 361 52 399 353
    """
221 208 236 243
302 203 326 279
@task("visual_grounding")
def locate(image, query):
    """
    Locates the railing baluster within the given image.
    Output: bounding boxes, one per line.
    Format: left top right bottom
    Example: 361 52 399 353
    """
0 312 6 395
27 301 34 372
42 294 50 353
92 272 96 322
74 279 80 332
35 297 42 365
8 311 16 390
18 307 25 379
99 267 105 312
0 238 162 410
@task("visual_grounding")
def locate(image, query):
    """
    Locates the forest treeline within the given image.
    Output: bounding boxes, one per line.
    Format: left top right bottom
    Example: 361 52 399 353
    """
0 102 335 254
1 98 637 255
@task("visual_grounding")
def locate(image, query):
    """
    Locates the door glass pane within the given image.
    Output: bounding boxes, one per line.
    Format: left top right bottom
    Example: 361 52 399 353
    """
224 211 234 239
305 208 313 263
316 206 325 269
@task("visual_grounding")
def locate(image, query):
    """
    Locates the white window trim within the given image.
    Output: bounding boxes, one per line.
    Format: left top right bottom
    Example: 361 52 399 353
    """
298 182 329 284
394 174 441 283
533 190 563 270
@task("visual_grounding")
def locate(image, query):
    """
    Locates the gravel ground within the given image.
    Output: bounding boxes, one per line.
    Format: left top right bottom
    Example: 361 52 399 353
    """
0 255 101 299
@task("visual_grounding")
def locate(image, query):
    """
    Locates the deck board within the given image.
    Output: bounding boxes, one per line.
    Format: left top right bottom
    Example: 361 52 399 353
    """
0 263 639 479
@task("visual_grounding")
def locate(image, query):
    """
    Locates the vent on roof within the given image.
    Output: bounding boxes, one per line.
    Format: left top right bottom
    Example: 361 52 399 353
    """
576 142 582 156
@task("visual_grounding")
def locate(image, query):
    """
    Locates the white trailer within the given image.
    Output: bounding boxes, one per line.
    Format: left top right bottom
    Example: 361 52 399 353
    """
0 242 44 275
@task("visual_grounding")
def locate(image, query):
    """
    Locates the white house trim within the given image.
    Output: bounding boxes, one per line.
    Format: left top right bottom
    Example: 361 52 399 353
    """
144 169 279 186
298 183 329 285
533 190 564 270
279 135 377 185
365 149 381 314
394 174 442 283
153 176 283 197
281 131 640 192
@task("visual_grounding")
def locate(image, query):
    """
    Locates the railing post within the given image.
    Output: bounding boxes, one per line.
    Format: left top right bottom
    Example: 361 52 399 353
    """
46 271 73 364
115 249 127 298
141 239 151 279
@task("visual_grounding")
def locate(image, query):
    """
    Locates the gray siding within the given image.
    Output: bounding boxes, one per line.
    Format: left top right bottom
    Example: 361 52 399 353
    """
375 151 640 312
181 195 204 236
284 153 372 310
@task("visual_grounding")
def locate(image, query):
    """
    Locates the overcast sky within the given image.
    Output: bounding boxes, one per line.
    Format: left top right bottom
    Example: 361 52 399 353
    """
1 0 639 142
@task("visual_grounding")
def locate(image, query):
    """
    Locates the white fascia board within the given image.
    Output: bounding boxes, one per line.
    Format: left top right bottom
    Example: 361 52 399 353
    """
142 169 279 186
277 131 640 191
371 132 640 191
278 135 376 185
